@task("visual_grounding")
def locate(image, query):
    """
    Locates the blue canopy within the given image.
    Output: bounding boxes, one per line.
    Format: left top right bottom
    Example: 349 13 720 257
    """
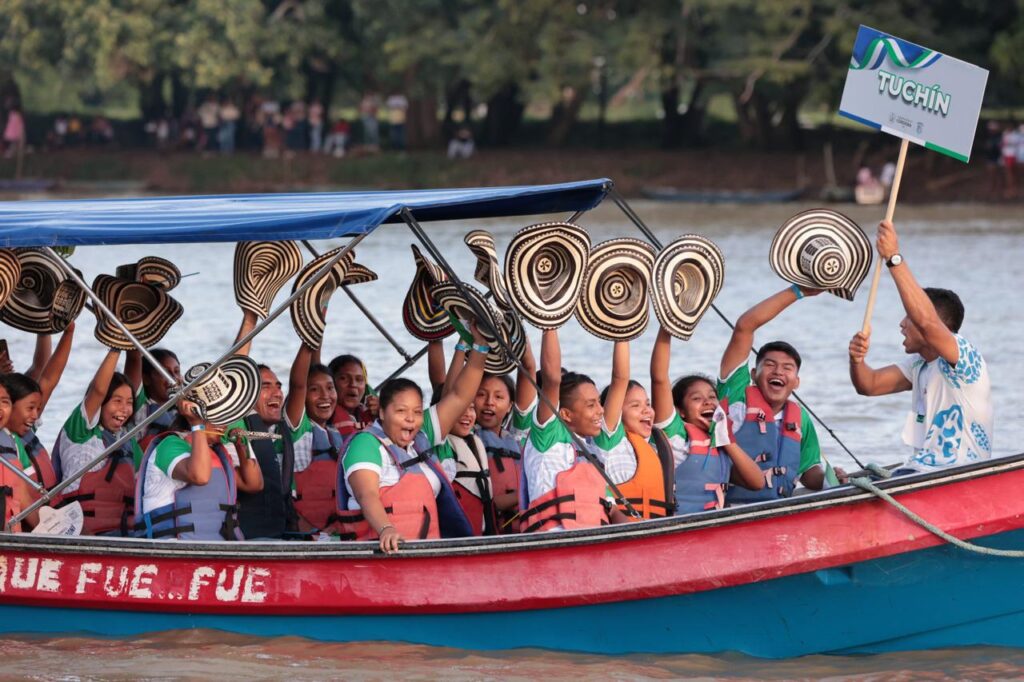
0 179 611 247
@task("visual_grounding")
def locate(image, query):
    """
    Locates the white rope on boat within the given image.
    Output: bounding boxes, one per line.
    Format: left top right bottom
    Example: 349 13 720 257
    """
850 476 1024 558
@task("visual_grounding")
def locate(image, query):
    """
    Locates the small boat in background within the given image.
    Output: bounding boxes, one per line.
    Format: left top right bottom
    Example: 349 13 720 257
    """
640 186 803 204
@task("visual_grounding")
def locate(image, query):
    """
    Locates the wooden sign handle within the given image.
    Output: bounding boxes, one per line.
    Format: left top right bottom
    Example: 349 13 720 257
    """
860 138 909 334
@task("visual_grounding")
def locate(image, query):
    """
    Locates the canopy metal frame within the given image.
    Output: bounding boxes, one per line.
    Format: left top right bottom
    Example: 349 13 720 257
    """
5 178 863 531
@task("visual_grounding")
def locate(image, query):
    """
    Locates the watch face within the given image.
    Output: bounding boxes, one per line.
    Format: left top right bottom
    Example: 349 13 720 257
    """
889 254 903 266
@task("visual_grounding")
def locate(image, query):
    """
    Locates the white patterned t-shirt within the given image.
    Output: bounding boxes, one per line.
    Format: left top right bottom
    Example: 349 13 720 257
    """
897 334 993 472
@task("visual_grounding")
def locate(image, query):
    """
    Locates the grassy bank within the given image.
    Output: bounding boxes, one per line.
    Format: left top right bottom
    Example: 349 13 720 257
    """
0 146 1007 202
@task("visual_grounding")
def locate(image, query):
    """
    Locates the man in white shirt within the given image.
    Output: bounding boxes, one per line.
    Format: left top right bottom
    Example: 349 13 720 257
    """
848 220 993 473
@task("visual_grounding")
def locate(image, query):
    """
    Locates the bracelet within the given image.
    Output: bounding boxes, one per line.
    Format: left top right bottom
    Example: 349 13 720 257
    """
191 424 205 432
790 283 804 300
471 343 491 355
377 523 395 535
454 341 471 353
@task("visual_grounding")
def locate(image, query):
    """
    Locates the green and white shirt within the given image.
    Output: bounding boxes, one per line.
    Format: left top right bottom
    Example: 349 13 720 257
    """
140 433 193 513
283 410 316 473
522 412 617 504
1 428 31 472
55 402 143 494
340 407 453 510
508 400 537 446
655 411 695 467
717 363 820 476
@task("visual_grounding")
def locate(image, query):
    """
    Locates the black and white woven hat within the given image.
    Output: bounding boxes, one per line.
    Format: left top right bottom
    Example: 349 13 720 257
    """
769 209 872 301
575 238 656 342
402 244 453 341
650 235 725 341
0 249 86 334
289 247 353 351
92 273 184 350
0 249 21 314
464 230 511 309
115 256 181 291
430 281 522 375
181 355 261 426
503 222 591 329
234 241 304 318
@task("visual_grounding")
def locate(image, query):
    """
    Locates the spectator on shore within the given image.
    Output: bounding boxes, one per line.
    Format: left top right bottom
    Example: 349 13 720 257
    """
1001 121 1019 200
308 99 325 153
3 104 25 158
386 93 408 151
359 92 380 149
323 117 350 158
219 97 240 154
53 115 68 149
197 94 220 153
67 116 83 146
447 126 474 160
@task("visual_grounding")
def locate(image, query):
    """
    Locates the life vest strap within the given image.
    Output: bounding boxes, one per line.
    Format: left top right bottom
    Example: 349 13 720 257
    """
519 494 574 521
398 451 432 469
455 470 491 481
312 446 340 461
219 503 240 540
624 497 673 513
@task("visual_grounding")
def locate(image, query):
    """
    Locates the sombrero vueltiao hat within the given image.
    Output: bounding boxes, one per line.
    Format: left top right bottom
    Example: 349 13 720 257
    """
0 249 22 313
181 356 261 425
234 241 304 318
402 244 454 341
116 256 182 291
464 230 511 309
770 209 872 301
575 238 656 342
651 235 725 341
430 281 521 375
341 260 378 285
92 273 184 350
503 222 591 329
0 249 86 334
289 247 353 350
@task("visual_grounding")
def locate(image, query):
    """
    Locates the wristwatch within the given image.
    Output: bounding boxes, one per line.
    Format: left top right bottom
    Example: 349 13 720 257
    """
886 253 904 268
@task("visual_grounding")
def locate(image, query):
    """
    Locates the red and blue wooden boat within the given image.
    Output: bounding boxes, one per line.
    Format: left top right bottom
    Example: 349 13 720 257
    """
3 455 1024 656
0 181 1021 657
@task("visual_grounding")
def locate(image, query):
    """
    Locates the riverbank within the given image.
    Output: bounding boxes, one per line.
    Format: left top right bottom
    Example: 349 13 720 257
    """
0 147 1011 202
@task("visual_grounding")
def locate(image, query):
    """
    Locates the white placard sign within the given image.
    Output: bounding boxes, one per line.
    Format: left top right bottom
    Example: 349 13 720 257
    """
839 25 988 163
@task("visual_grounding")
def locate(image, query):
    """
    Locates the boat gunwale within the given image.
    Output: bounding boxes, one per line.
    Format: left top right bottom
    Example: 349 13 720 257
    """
2 452 1021 560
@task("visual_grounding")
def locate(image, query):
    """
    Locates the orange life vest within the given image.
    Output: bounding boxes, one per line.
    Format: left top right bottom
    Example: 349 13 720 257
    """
56 449 135 536
0 461 26 533
519 459 610 533
615 431 675 520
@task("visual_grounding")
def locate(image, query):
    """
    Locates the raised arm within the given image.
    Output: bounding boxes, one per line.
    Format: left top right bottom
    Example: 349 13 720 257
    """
286 343 312 427
233 310 258 357
441 346 467 398
877 220 959 365
38 322 75 410
650 327 674 423
426 339 446 393
602 341 630 430
720 285 820 378
514 336 537 411
171 399 212 485
124 348 142 394
83 349 121 420
25 333 52 382
434 327 488 436
848 330 912 396
536 329 561 425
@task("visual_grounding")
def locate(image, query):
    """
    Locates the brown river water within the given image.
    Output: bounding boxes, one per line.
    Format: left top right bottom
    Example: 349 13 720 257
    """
1 197 1023 678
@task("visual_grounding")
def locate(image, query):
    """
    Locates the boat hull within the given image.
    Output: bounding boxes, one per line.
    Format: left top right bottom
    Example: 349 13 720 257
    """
3 456 1024 657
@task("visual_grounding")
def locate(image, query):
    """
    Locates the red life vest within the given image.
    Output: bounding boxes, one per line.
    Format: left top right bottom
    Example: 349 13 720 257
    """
56 445 136 536
476 427 521 534
335 429 441 541
616 431 674 520
293 423 344 533
331 404 372 438
520 459 610 533
0 458 27 533
20 431 57 490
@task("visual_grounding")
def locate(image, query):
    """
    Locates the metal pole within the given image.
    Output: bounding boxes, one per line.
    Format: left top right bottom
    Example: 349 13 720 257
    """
8 228 373 529
0 452 45 494
43 248 178 387
607 188 866 470
300 240 412 361
399 207 642 519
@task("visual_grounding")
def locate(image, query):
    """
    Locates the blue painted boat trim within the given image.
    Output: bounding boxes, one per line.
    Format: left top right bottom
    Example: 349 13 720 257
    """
4 529 1024 658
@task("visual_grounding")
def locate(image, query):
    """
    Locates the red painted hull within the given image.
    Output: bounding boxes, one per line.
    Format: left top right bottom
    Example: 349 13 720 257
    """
1 457 1022 616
